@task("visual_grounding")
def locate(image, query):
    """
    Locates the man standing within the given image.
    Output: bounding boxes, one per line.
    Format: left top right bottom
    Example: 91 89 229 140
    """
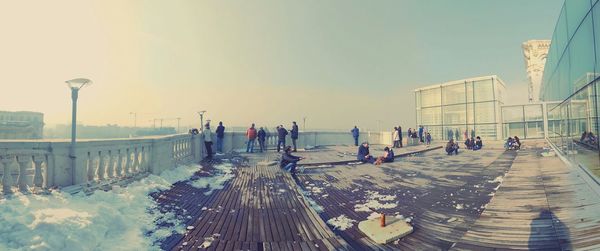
398 126 403 148
351 126 360 146
215 121 225 153
203 123 213 159
291 121 299 152
258 127 267 152
392 127 399 148
418 125 424 143
277 125 288 152
246 123 257 153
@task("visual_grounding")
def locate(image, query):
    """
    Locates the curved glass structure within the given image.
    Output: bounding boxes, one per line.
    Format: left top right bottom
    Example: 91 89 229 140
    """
541 0 600 179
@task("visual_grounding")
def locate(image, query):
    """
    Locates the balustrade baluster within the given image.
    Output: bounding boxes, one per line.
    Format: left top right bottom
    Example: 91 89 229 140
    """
16 155 31 192
1 156 15 195
140 147 147 172
124 149 131 176
32 155 44 189
133 148 140 174
87 152 96 182
107 151 115 179
97 151 106 181
116 150 124 178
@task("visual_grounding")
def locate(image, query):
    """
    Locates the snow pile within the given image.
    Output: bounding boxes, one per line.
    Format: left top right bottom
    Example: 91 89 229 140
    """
489 176 504 184
0 164 201 251
354 190 397 212
326 215 356 231
189 163 235 195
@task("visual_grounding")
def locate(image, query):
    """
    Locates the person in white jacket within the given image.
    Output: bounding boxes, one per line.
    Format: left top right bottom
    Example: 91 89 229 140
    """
203 123 213 159
392 127 400 148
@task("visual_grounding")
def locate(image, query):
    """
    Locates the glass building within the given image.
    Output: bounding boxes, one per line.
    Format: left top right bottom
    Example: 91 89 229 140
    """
501 104 546 139
540 0 600 179
415 75 506 141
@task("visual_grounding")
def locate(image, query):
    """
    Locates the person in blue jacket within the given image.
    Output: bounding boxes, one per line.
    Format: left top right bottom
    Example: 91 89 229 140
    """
291 121 299 152
215 121 225 153
351 126 360 146
357 142 375 163
418 125 424 143
280 146 304 175
277 125 288 152
258 127 267 152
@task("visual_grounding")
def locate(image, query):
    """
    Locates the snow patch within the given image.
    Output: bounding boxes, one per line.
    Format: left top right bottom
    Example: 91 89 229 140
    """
189 163 235 195
326 215 356 231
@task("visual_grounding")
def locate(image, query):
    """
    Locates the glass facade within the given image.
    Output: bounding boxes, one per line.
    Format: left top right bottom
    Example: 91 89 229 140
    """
415 75 505 141
501 104 545 139
541 0 600 179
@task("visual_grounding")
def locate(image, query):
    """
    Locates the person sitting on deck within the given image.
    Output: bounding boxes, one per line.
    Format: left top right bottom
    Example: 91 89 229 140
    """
514 136 522 150
445 139 459 155
357 142 375 163
280 146 304 175
375 147 394 165
464 138 472 150
473 136 483 151
504 137 514 150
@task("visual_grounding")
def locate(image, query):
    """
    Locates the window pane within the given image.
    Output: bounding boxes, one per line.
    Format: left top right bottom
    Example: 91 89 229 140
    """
524 105 543 121
421 107 442 125
504 123 525 138
443 83 466 105
569 15 595 92
466 81 474 103
526 121 544 138
475 102 495 123
467 103 474 124
420 88 441 107
502 106 524 123
443 104 466 125
475 124 497 140
474 79 494 102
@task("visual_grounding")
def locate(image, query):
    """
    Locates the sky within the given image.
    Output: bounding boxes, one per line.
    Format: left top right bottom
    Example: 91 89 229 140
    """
0 0 564 131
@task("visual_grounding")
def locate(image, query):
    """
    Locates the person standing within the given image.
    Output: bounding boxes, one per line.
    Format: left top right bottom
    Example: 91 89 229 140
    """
215 121 225 153
407 128 412 146
203 123 213 159
258 127 267 152
398 126 403 148
351 126 360 146
277 125 288 152
291 121 299 152
246 123 257 153
426 132 432 146
392 127 400 148
418 125 424 143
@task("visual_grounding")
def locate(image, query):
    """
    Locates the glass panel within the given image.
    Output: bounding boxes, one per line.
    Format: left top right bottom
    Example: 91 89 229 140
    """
467 103 474 124
504 123 525 139
524 105 543 121
526 121 545 138
569 15 595 92
474 79 494 102
466 81 474 103
565 0 592 39
420 88 441 107
421 107 442 125
475 124 496 140
443 83 466 105
502 106 524 123
443 104 466 125
475 102 495 123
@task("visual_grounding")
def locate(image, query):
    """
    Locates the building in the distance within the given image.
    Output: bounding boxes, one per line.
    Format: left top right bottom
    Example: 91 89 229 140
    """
522 40 551 103
414 75 506 141
0 111 44 139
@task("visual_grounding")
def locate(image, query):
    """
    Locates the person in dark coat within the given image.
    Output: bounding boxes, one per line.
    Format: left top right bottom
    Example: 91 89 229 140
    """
418 125 424 143
351 126 360 146
277 125 288 152
280 146 303 175
291 121 299 152
473 136 483 150
215 121 225 153
398 126 403 148
445 139 459 155
258 127 267 152
357 142 375 163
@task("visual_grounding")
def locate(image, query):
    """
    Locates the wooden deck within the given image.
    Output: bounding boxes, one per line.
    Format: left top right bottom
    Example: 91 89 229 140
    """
154 144 600 251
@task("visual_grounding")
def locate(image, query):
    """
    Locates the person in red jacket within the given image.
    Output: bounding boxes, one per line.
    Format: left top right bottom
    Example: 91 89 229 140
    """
246 123 258 153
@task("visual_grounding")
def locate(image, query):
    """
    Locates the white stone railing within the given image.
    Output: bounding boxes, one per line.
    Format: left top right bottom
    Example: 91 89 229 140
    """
0 130 395 196
0 133 202 196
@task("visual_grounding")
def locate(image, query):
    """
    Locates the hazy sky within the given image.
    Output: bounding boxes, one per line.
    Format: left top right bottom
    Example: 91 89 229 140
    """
0 0 564 131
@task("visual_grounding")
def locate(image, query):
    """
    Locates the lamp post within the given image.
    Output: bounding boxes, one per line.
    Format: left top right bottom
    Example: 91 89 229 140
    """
197 111 206 129
303 117 307 131
65 78 92 185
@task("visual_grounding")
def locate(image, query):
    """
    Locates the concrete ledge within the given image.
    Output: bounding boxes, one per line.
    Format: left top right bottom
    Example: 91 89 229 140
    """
358 217 413 244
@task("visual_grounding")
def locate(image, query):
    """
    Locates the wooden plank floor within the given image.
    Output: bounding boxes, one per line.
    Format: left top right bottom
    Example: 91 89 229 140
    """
451 148 600 250
154 157 353 251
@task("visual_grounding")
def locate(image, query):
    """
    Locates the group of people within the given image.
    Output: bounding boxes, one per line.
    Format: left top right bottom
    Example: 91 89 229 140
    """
505 136 522 150
407 126 432 146
464 136 483 150
357 142 395 165
580 131 598 146
352 125 432 148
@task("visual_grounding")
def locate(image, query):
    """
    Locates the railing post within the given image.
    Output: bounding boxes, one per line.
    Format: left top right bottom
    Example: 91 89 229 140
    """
1 155 14 195
16 155 31 192
116 150 124 178
124 148 131 177
97 151 106 181
32 155 45 189
133 147 140 174
107 150 115 179
87 152 96 183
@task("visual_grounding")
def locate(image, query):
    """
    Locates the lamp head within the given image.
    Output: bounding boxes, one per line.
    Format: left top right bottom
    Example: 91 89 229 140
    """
65 78 92 90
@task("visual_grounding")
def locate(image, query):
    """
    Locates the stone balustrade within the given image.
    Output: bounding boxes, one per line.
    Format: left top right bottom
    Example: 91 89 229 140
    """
0 130 392 196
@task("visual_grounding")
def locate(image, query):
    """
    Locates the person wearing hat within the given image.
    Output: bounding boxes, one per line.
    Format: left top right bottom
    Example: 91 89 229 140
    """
357 142 375 164
280 146 304 175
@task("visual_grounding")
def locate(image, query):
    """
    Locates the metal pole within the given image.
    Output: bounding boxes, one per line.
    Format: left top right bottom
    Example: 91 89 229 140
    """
303 117 306 131
134 113 137 128
69 88 78 185
200 114 204 130
177 118 181 133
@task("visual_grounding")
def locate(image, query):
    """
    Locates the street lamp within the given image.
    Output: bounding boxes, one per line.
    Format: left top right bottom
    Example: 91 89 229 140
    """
65 78 92 185
197 111 206 129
